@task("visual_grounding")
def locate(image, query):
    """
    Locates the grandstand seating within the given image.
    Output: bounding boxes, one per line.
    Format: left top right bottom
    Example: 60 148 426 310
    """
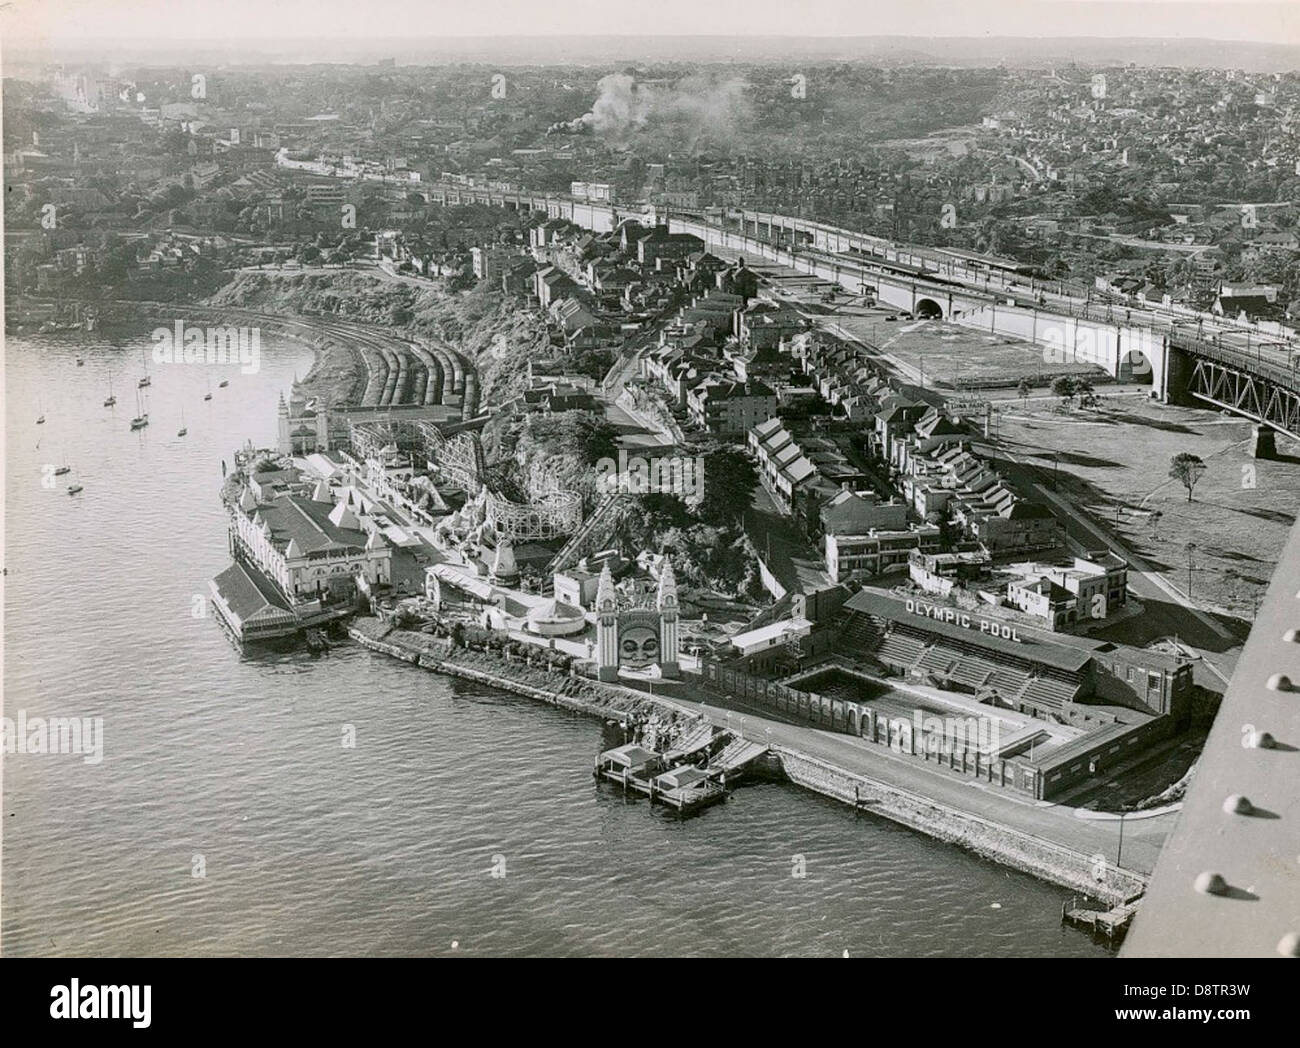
876 631 927 669
836 605 1087 715
988 667 1031 694
917 646 957 676
1019 674 1081 711
949 657 997 689
838 612 884 654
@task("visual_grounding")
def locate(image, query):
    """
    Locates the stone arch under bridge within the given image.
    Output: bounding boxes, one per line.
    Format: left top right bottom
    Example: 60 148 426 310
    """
915 297 945 320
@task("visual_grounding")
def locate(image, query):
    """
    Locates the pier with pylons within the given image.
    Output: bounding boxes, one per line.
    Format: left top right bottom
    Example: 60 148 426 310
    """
595 723 770 815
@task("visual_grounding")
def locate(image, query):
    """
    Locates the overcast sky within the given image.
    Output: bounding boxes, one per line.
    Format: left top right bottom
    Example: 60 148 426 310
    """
4 0 1297 47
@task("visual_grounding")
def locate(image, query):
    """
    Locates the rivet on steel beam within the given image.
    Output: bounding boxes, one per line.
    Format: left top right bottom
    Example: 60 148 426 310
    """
1223 794 1254 815
1266 673 1293 692
1194 871 1228 895
1278 932 1300 958
1246 730 1275 749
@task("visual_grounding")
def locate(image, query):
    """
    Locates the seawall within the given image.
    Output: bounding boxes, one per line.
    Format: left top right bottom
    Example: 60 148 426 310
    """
777 749 1146 906
348 616 1146 908
348 617 702 727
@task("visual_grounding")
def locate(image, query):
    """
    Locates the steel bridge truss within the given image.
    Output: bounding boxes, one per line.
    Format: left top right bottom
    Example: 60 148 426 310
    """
1187 358 1300 439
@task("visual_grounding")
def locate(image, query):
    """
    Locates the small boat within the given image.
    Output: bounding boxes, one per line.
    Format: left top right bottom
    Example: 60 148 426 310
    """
218 379 229 388
104 374 116 407
138 349 151 387
76 356 85 366
178 407 187 438
204 375 213 401
36 414 45 425
54 465 71 476
67 483 84 496
131 388 150 430
204 391 213 401
138 375 151 387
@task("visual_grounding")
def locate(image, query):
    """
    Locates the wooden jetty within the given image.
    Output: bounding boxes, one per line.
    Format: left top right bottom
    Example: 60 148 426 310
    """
595 729 769 815
662 722 718 761
1062 895 1141 942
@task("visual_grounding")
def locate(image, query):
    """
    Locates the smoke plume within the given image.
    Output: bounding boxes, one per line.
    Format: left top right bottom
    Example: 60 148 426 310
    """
549 72 753 150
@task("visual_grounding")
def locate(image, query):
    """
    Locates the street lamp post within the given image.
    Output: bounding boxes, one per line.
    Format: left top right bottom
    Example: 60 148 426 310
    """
1117 811 1127 869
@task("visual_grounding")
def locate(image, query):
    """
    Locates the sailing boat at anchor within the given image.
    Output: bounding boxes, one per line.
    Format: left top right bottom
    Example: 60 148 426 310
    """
130 387 150 430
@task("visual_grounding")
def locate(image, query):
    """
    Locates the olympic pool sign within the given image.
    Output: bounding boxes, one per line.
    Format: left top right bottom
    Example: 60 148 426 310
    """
904 599 1023 642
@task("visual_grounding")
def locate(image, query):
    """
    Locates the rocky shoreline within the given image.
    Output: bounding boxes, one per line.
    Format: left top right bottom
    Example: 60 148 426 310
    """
348 616 705 728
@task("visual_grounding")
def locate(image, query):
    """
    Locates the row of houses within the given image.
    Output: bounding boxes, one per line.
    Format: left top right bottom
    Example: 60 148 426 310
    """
629 278 812 437
790 334 895 422
898 438 1062 556
747 417 943 584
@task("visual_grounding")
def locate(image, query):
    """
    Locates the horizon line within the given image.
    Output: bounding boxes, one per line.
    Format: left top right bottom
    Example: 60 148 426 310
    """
7 32 1299 48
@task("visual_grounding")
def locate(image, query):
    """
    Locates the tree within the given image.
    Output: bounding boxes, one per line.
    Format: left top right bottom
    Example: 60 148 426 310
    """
1169 453 1207 503
697 447 758 524
576 416 619 465
1076 378 1098 409
640 493 692 531
1052 375 1077 408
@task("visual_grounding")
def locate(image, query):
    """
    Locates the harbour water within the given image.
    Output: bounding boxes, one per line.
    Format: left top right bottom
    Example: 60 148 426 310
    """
2 330 1110 957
